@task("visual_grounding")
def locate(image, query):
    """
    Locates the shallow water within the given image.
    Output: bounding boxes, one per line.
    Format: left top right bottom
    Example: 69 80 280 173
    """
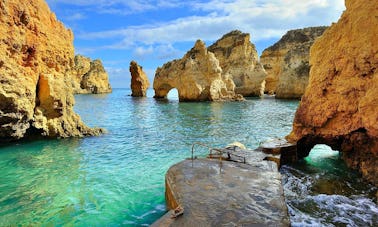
0 89 376 226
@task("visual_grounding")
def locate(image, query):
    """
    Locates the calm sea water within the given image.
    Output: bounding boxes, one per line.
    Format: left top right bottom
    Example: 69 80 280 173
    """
0 88 376 226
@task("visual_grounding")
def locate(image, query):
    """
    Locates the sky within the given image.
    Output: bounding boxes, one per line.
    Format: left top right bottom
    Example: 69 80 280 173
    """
46 0 345 88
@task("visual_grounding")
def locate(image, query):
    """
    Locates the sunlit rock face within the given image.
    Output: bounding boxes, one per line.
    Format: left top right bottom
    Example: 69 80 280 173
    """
0 0 102 142
208 30 267 97
130 61 150 97
71 55 112 94
261 27 328 98
288 0 378 186
153 40 244 102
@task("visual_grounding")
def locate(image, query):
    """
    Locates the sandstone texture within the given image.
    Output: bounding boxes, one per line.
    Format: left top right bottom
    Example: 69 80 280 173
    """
208 30 266 97
0 0 102 142
288 0 378 186
261 27 328 98
153 40 243 101
152 150 290 226
71 55 112 94
129 60 150 97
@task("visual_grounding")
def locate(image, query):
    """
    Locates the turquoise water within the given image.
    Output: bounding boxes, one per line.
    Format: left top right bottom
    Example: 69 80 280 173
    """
0 88 376 226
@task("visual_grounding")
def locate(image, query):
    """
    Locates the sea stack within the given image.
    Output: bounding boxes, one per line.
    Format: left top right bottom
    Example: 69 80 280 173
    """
208 30 267 97
0 0 102 142
130 61 150 97
71 55 112 94
153 40 244 101
261 27 328 98
288 0 378 186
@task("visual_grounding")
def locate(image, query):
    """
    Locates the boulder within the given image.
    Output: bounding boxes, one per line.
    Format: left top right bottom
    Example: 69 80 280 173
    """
208 30 267 97
0 0 102 142
153 40 243 101
261 27 328 98
129 60 150 97
72 55 112 94
287 0 378 186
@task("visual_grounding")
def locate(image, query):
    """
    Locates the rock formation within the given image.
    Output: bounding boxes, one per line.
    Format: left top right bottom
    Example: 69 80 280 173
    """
153 40 243 101
71 55 112 94
261 27 328 98
129 61 150 97
0 0 102 142
287 0 378 186
208 30 267 97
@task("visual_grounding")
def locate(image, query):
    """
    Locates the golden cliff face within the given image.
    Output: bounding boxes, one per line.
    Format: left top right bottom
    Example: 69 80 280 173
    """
71 55 112 94
208 30 267 97
130 61 150 97
153 40 243 101
288 0 378 186
0 0 102 141
261 27 328 98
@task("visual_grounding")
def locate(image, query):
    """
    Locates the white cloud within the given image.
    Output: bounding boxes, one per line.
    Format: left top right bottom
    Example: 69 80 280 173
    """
77 0 345 49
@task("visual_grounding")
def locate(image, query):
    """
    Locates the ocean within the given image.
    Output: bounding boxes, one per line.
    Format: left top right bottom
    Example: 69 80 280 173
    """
0 88 376 226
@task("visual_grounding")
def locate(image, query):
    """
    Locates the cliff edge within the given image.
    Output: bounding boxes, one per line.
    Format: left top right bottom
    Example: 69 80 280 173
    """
261 27 327 98
0 0 102 142
288 0 378 186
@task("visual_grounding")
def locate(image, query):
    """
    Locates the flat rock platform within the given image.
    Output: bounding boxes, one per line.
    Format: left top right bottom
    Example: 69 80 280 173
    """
152 149 290 226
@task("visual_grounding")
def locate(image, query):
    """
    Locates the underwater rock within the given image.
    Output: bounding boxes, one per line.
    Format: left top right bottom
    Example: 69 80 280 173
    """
288 0 378 186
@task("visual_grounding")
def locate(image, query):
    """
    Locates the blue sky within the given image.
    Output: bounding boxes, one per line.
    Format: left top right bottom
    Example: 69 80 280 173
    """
46 0 345 88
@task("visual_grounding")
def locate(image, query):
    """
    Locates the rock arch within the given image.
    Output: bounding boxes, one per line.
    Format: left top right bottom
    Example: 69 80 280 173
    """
153 40 243 102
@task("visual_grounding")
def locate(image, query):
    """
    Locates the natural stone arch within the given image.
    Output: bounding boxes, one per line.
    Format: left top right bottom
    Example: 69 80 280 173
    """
154 83 176 99
153 40 243 102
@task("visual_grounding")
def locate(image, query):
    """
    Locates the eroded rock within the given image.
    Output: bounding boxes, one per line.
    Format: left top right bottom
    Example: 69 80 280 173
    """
71 55 112 94
130 61 150 97
261 27 328 98
0 0 102 142
208 30 267 97
153 40 243 101
287 0 378 186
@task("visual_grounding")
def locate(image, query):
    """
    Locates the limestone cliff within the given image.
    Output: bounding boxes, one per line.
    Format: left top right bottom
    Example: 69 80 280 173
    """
261 27 328 98
288 0 378 186
130 61 150 97
153 40 243 101
0 0 102 142
71 55 112 94
208 30 266 97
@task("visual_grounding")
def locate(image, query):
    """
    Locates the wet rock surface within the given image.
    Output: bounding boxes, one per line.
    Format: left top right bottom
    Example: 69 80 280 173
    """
152 150 290 226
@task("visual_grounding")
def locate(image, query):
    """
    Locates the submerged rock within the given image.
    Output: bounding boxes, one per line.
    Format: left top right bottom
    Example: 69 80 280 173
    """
153 40 243 101
129 61 150 97
288 0 378 186
71 55 112 94
208 30 267 97
0 0 102 142
261 27 328 98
